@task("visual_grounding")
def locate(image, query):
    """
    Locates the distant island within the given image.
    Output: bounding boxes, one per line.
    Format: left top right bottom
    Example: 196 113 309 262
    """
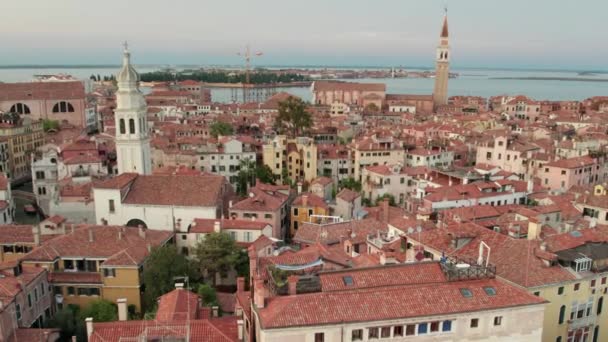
490 76 608 82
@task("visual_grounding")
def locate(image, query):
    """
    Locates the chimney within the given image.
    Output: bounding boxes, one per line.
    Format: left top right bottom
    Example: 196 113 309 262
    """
297 182 302 194
138 225 146 239
147 244 152 253
302 195 308 208
88 229 94 242
175 282 184 290
237 277 246 293
71 224 75 234
229 200 233 208
212 306 219 317
32 225 41 246
253 276 266 308
85 317 94 339
118 230 122 241
214 221 221 233
381 198 389 223
287 275 298 295
117 298 128 321
527 218 541 240
237 319 244 341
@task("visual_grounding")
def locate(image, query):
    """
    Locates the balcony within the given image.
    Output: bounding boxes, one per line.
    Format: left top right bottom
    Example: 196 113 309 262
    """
568 315 595 330
440 256 496 281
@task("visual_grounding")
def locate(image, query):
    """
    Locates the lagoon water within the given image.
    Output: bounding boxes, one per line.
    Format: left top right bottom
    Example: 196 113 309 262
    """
1 66 607 102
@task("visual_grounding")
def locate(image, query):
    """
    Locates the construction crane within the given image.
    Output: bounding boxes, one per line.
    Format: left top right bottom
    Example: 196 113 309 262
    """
236 45 263 84
232 45 270 103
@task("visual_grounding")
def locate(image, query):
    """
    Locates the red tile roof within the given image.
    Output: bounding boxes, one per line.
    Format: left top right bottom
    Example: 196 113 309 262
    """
89 320 237 342
108 174 226 207
190 218 270 233
336 188 360 202
312 81 385 92
258 276 544 329
156 288 201 321
48 272 102 284
294 219 387 245
0 81 85 101
22 226 173 266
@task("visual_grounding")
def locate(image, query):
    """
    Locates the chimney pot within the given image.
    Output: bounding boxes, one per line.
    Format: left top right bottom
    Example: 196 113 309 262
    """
88 229 94 242
212 306 219 317
214 221 221 233
287 275 298 295
237 319 244 341
117 298 128 321
85 317 94 339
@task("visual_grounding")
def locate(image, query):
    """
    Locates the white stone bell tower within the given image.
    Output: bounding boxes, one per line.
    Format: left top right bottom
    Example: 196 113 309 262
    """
114 42 152 175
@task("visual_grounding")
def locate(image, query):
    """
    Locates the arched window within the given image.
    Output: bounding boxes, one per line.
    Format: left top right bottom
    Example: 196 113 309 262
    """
558 305 566 324
9 103 30 114
593 326 599 342
598 296 603 315
445 52 448 59
52 101 74 113
129 119 135 134
119 119 126 134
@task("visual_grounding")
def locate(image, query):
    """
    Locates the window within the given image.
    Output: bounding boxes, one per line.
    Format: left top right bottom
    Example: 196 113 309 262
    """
405 325 416 336
41 283 45 295
351 329 363 341
109 199 115 213
52 101 75 113
35 171 45 179
15 304 21 320
129 118 135 134
494 316 502 326
574 283 580 291
119 119 126 134
10 103 31 114
597 297 603 315
591 279 596 288
484 287 497 296
533 291 540 296
103 268 116 277
558 286 564 295
558 305 566 324
393 326 403 337
264 214 272 219
368 327 379 339
418 323 428 334
430 321 440 332
293 208 299 216
343 276 354 286
470 318 479 328
442 320 452 332
380 327 390 338
28 293 32 307
460 288 473 298
34 288 38 302
556 337 562 342
67 286 75 295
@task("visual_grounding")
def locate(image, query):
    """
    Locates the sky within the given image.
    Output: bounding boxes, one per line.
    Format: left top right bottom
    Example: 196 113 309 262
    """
2 0 607 70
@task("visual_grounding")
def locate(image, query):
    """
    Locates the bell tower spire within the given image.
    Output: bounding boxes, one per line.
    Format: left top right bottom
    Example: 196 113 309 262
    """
114 43 152 175
433 8 450 110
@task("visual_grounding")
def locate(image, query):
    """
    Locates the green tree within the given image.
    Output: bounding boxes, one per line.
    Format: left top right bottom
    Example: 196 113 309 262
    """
365 103 380 112
210 122 234 138
142 245 199 310
375 193 396 206
45 307 83 341
236 158 257 196
234 248 250 278
255 164 276 184
275 96 312 137
80 300 118 322
339 178 362 192
43 119 60 132
197 283 218 307
194 232 240 286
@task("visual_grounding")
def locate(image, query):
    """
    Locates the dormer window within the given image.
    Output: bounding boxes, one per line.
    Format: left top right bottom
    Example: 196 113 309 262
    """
573 257 592 272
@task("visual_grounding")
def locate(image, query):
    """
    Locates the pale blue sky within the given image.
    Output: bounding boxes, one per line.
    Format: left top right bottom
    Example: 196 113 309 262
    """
2 0 606 70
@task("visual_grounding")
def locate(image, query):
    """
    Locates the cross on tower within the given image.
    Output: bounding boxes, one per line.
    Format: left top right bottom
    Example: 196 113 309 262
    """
122 41 129 52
